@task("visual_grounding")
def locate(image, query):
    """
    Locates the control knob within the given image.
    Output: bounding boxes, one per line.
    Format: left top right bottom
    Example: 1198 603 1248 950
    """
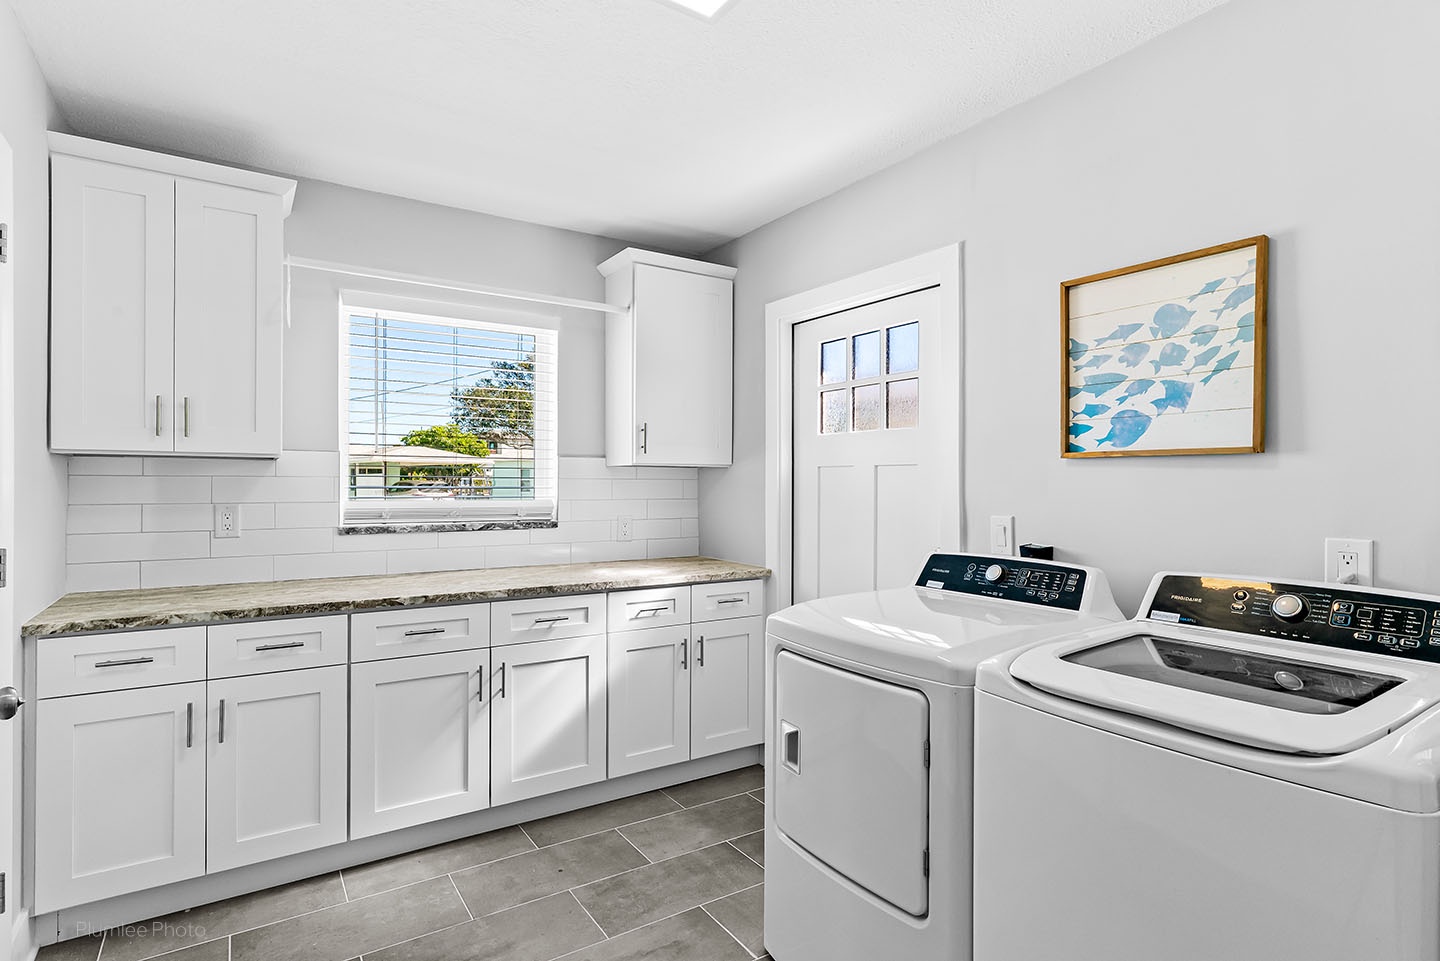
984 564 1008 584
1271 594 1309 623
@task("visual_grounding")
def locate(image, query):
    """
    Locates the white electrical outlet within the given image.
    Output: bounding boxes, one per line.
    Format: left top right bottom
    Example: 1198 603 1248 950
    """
989 515 1016 556
214 504 241 539
1324 537 1373 586
617 516 634 542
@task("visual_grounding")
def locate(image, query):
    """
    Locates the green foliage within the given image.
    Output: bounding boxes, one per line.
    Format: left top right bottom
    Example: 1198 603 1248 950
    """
451 354 536 447
400 424 491 458
392 425 491 496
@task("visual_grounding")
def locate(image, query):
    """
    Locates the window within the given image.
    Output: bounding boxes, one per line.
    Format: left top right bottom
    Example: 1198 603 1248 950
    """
818 321 920 434
343 304 558 527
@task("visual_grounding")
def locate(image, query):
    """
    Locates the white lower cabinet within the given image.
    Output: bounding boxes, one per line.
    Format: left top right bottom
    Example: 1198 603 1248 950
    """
691 616 765 758
35 682 208 912
492 635 607 806
608 626 691 778
206 667 349 873
350 650 491 839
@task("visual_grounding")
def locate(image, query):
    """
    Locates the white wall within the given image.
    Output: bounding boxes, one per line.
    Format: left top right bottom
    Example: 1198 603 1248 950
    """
702 0 1440 613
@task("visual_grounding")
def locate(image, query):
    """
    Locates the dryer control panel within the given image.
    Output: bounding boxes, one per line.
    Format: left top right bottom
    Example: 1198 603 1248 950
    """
1144 574 1440 663
916 554 1088 611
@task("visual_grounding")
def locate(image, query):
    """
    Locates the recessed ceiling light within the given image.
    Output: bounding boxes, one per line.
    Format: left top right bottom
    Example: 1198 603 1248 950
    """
658 0 737 19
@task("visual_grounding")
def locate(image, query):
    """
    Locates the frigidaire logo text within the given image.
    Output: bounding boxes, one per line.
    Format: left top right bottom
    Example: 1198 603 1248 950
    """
1170 594 1203 603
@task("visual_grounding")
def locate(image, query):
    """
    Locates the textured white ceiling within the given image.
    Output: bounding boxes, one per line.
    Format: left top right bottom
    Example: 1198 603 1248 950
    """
9 0 1228 253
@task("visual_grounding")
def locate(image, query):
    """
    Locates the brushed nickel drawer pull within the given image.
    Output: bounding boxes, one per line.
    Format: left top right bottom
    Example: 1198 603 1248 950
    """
255 640 306 652
698 636 705 668
218 698 226 744
498 663 506 699
155 395 162 437
183 397 190 437
186 702 194 748
477 665 485 701
94 656 155 669
403 627 446 637
681 639 688 670
532 615 570 625
716 597 746 605
636 606 669 618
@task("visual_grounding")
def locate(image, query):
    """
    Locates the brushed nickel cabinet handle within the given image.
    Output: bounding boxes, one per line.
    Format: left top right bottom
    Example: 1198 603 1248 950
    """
218 698 226 744
94 656 154 669
477 665 485 701
717 597 746 605
255 640 306 652
155 395 162 437
183 397 190 437
680 638 688 671
186 702 193 748
640 422 647 454
498 663 506 699
698 636 705 668
532 615 570 625
404 627 446 637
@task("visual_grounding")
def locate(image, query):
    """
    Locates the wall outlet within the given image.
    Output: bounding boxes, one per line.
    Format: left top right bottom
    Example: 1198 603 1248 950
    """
214 504 241 539
989 515 1016 556
617 516 634 542
1324 537 1373 586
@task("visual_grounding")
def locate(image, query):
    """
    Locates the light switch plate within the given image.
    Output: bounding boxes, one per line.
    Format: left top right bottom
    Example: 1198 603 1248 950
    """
989 515 1016 556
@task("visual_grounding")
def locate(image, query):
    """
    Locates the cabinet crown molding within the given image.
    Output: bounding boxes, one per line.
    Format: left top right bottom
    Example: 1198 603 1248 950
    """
597 247 737 282
48 132 298 217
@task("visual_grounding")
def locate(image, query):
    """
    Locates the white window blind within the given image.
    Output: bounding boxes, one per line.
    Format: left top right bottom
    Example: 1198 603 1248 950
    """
343 305 558 527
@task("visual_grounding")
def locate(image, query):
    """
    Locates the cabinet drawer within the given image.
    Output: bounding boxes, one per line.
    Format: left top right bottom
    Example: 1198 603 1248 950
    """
607 586 691 633
350 604 490 661
691 579 765 622
492 594 606 647
207 616 348 678
37 627 207 698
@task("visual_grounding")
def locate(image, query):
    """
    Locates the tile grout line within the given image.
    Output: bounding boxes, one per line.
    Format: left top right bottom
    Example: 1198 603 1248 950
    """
338 868 351 902
701 902 760 960
614 828 653 864
728 838 765 871
449 874 474 921
515 821 541 853
566 889 610 940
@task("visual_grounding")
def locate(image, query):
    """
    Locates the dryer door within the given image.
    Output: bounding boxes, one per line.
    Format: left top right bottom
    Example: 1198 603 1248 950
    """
774 651 930 916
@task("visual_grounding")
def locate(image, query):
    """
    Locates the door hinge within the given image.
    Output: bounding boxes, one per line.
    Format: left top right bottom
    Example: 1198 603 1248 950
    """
1 871 7 914
0 223 8 263
923 739 930 768
922 850 929 877
0 548 7 589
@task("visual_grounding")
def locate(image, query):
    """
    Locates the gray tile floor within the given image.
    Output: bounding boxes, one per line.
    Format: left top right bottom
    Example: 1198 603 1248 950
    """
40 766 768 961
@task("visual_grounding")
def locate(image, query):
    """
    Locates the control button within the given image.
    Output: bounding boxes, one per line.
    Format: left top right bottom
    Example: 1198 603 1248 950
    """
1354 631 1373 641
1331 614 1351 627
1402 639 1421 649
1230 603 1246 613
1233 590 1250 602
1026 589 1036 597
1271 594 1309 622
1379 634 1399 646
1274 671 1304 692
984 564 1007 584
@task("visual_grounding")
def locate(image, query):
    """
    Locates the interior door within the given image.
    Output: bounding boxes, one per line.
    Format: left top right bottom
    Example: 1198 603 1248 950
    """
173 178 283 456
0 132 14 961
792 287 944 603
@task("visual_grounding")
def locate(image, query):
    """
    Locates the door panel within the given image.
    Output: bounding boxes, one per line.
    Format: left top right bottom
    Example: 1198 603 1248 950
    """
608 625 690 777
792 287 944 603
691 616 764 758
775 652 929 916
492 635 606 806
207 667 347 872
350 650 490 838
49 155 175 453
173 178 283 456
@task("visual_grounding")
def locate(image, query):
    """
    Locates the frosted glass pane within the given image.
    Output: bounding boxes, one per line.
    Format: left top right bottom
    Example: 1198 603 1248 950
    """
853 331 881 379
888 378 919 428
887 322 919 374
821 389 849 433
853 384 882 431
820 339 846 384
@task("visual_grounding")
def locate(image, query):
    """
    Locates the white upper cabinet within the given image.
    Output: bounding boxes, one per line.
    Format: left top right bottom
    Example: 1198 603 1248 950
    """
48 133 296 457
600 248 736 467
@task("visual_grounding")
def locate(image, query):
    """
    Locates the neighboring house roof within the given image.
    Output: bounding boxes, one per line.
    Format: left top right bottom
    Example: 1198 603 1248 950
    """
349 444 489 466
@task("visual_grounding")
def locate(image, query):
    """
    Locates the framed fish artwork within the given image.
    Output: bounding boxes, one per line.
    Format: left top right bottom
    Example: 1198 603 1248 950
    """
1061 236 1268 458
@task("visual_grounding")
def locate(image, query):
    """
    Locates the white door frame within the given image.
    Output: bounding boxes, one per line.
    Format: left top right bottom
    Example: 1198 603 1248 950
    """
764 245 964 610
0 130 17 961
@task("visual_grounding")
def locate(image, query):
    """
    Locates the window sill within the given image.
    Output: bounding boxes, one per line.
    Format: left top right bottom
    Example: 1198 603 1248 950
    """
338 520 560 535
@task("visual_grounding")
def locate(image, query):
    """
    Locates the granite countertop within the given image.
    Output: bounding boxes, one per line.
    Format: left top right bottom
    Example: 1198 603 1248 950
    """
24 556 772 638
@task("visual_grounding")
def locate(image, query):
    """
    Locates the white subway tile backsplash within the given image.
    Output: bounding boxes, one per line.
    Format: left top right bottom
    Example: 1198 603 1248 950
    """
67 562 141 593
68 531 211 564
64 453 703 589
68 505 142 535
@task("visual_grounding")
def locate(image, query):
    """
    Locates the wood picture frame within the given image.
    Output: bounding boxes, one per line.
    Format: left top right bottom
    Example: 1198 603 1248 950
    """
1061 235 1268 458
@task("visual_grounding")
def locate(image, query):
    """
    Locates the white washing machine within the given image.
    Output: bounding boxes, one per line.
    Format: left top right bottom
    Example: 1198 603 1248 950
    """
974 571 1440 961
764 553 1122 961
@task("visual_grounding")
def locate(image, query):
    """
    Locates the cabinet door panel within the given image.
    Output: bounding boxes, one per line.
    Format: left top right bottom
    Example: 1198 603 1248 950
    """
609 626 690 778
173 178 283 456
207 667 348 872
35 683 206 912
351 651 490 838
631 264 733 466
691 616 765 759
492 635 606 806
50 155 175 453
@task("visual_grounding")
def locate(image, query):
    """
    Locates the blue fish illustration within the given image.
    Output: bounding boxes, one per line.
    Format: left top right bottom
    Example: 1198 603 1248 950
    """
1117 343 1149 368
1213 284 1254 319
1188 345 1223 371
1068 443 1086 453
1117 378 1155 405
1073 372 1127 398
1188 279 1225 302
1097 409 1153 449
1069 387 1082 398
1189 324 1220 347
1076 403 1110 418
1150 343 1189 373
1073 352 1114 372
1149 304 1195 339
1068 338 1089 361
1069 423 1095 437
1201 350 1241 386
1152 380 1195 414
1229 311 1256 344
1094 322 1143 346
1230 258 1256 284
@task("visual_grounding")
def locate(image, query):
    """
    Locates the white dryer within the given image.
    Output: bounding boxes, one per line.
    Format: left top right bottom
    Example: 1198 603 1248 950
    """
974 571 1440 961
764 553 1122 961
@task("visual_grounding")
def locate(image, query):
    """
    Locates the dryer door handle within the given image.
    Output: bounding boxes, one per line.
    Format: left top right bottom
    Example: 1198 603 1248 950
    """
781 721 801 774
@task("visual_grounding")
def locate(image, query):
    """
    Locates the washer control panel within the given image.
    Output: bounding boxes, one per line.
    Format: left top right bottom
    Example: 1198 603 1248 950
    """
916 554 1087 611
1145 574 1440 663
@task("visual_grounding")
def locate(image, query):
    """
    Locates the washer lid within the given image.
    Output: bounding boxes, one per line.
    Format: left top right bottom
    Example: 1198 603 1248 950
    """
768 586 1119 686
1011 629 1440 755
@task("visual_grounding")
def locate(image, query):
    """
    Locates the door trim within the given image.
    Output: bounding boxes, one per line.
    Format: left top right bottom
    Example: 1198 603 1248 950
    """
764 245 964 609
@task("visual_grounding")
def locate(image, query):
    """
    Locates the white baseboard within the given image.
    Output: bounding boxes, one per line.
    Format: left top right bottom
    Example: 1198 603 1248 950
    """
10 907 35 961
